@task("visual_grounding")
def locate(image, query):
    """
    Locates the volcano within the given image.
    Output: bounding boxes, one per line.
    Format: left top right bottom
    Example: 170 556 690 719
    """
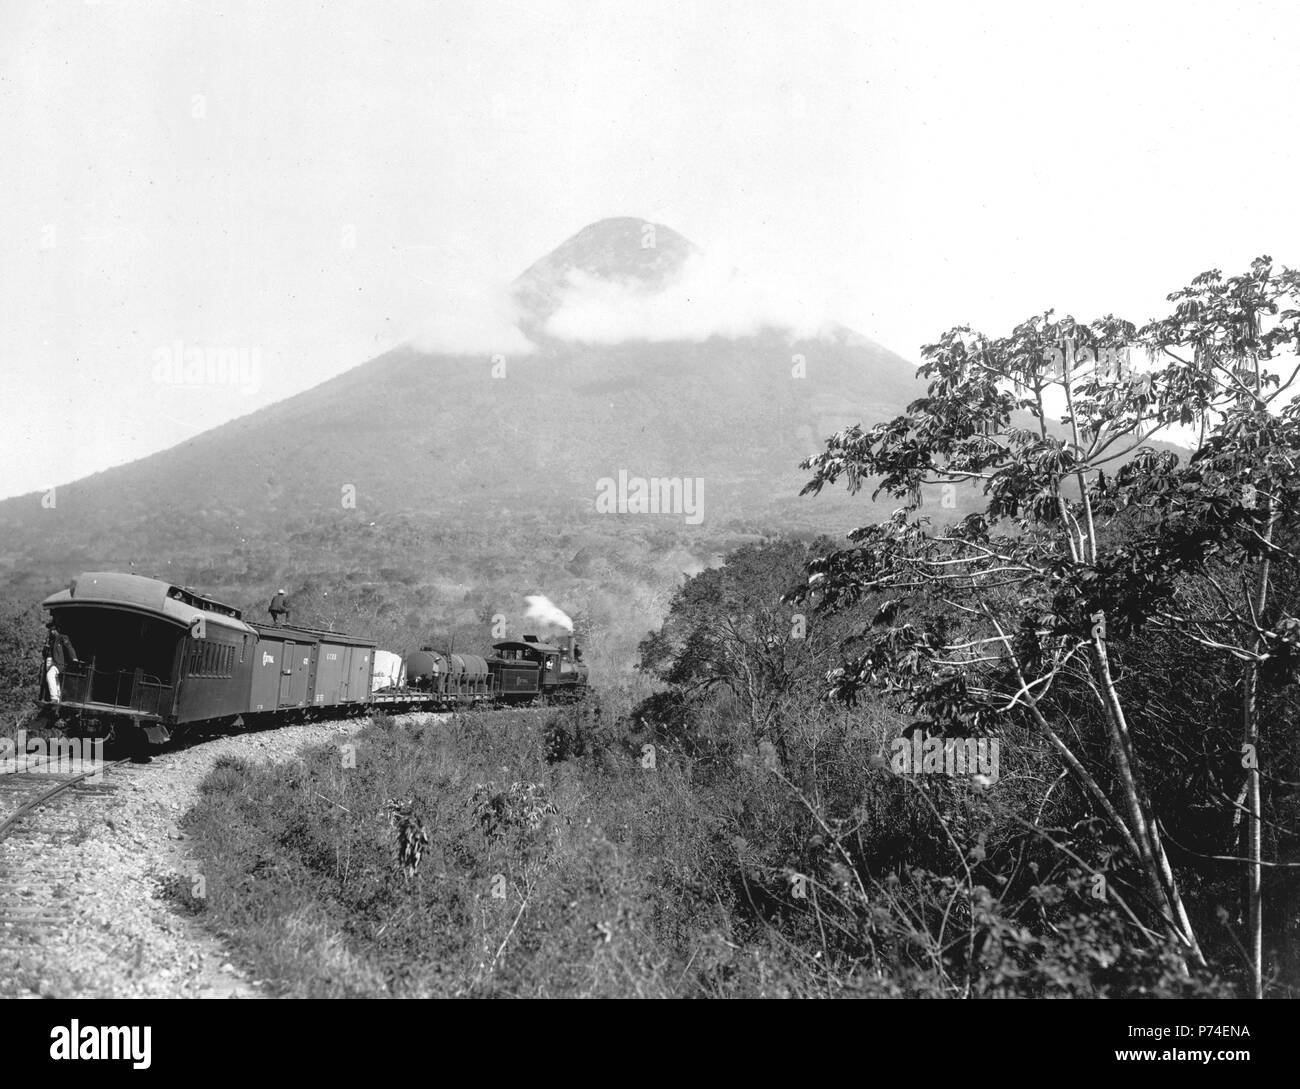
512 217 701 342
0 218 931 659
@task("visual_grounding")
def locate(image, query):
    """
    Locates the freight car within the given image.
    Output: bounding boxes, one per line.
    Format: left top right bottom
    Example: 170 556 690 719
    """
35 571 586 750
397 648 494 703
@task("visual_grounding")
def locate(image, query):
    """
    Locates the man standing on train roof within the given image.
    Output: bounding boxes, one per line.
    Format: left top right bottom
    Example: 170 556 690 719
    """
268 589 290 625
42 618 78 703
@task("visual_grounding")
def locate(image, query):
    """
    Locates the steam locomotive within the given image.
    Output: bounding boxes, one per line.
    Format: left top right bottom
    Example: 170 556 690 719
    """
36 572 588 750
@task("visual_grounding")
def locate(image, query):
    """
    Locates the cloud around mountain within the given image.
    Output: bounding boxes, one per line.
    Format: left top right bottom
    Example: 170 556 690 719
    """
409 218 838 356
406 277 537 358
541 248 836 344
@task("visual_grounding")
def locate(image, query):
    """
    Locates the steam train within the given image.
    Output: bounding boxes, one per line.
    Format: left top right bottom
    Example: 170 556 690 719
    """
35 572 588 750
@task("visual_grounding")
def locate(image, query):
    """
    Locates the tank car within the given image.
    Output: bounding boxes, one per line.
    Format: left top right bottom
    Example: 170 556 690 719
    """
401 647 492 705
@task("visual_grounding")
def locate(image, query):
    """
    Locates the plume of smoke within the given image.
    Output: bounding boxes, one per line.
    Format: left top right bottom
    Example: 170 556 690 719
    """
524 594 574 632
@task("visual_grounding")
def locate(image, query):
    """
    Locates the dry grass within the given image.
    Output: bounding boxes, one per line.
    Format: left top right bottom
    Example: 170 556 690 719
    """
176 692 1234 998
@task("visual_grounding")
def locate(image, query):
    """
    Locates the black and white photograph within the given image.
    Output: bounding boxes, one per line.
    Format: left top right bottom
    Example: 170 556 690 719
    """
0 0 1295 1060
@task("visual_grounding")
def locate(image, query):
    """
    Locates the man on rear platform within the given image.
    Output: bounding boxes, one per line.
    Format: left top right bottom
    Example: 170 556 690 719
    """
42 619 78 703
268 589 290 625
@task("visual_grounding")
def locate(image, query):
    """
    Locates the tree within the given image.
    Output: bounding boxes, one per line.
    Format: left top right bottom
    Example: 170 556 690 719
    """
1122 259 1300 995
796 257 1300 991
638 539 837 766
0 600 45 725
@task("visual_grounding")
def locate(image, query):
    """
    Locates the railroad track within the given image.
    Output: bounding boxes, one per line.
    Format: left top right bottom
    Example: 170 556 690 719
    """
0 711 478 996
0 755 137 983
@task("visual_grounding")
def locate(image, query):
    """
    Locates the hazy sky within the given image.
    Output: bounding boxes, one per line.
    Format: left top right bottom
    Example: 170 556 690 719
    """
2 0 1298 499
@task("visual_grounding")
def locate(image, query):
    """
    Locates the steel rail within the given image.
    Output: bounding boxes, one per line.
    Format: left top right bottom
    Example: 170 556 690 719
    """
0 759 132 843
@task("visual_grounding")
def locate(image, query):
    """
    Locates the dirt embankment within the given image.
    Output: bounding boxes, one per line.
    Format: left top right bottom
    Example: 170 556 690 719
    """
0 718 396 999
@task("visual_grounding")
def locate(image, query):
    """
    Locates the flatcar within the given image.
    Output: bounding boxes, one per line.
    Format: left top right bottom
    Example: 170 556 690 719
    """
371 650 406 691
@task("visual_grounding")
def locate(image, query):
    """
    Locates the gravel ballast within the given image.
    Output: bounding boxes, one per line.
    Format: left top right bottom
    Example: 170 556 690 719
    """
0 716 416 999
